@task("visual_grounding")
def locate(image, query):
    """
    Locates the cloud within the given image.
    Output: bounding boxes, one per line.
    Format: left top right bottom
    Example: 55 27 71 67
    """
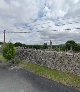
0 0 80 44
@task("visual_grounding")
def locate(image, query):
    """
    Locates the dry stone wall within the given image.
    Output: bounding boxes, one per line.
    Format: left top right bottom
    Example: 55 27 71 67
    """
13 49 80 76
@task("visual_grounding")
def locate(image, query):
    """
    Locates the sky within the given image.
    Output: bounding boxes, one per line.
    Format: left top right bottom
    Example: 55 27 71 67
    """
0 0 80 45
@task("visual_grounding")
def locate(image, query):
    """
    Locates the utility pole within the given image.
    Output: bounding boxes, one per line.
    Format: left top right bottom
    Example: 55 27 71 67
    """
3 30 6 47
2 30 30 46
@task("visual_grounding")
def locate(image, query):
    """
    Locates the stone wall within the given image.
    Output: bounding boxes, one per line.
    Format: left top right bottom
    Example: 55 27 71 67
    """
13 49 80 76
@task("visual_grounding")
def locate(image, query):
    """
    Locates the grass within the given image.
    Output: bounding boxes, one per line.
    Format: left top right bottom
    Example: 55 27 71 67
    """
0 53 7 63
20 62 80 89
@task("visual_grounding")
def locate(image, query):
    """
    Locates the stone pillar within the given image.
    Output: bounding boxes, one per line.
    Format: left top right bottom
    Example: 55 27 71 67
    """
50 40 52 50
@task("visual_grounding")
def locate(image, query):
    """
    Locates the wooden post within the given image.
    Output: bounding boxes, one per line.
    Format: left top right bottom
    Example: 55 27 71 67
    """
3 30 6 47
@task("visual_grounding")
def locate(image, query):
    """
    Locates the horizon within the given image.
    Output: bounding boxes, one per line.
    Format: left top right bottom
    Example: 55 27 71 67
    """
0 40 80 46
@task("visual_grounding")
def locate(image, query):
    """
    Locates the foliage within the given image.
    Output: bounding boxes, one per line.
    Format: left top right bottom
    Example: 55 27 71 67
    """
3 42 16 60
14 42 23 47
43 43 48 49
0 53 7 63
13 40 80 51
0 42 3 45
65 40 80 51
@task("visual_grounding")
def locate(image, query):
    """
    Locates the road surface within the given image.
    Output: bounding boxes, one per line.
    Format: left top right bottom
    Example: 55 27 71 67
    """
0 66 79 92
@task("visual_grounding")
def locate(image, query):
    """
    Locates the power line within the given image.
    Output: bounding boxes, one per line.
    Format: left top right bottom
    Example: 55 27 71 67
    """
6 31 31 33
3 30 31 44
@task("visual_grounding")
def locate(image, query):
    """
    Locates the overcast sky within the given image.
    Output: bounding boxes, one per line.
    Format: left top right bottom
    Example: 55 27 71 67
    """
0 0 80 45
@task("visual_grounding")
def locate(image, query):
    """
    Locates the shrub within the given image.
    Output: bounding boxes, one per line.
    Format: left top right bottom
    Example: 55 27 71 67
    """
3 42 16 61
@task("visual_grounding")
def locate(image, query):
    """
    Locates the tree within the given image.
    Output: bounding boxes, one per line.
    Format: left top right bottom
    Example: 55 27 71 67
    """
43 43 48 49
65 40 78 51
14 42 23 47
73 44 80 51
3 42 16 61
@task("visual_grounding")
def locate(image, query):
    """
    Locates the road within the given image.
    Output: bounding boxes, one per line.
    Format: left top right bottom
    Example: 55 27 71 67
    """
0 66 79 92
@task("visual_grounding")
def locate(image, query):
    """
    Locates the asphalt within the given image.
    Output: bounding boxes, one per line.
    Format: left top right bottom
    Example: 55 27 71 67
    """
0 66 80 92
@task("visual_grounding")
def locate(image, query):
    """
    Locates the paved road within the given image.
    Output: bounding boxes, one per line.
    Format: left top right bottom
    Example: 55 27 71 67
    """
0 66 79 92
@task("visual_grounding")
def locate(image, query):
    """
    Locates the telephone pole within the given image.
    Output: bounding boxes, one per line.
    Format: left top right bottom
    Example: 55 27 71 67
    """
4 30 6 44
3 30 6 47
2 30 30 46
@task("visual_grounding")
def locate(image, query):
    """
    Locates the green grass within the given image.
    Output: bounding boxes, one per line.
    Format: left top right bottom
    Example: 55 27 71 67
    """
20 62 80 89
0 53 7 63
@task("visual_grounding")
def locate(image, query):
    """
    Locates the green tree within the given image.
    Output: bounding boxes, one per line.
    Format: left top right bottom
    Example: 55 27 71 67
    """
65 40 79 51
43 43 48 49
14 42 23 47
3 42 16 61
73 44 80 51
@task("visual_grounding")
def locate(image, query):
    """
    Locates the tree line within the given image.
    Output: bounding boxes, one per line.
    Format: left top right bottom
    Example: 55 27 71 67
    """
1 40 80 52
14 40 80 52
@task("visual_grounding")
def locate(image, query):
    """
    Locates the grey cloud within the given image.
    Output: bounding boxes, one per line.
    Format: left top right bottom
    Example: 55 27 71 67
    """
0 0 80 44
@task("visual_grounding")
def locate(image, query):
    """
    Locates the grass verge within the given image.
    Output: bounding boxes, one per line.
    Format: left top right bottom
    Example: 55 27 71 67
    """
20 62 80 89
0 53 7 63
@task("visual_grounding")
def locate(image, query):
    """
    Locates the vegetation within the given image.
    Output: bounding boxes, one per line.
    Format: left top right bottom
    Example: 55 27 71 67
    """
65 40 80 51
0 42 3 45
13 40 80 52
20 62 80 89
3 42 16 61
0 40 80 53
14 42 23 47
43 43 48 49
0 53 7 63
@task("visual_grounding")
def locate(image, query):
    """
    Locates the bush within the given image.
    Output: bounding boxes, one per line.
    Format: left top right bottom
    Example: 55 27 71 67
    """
3 42 16 61
65 40 80 52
